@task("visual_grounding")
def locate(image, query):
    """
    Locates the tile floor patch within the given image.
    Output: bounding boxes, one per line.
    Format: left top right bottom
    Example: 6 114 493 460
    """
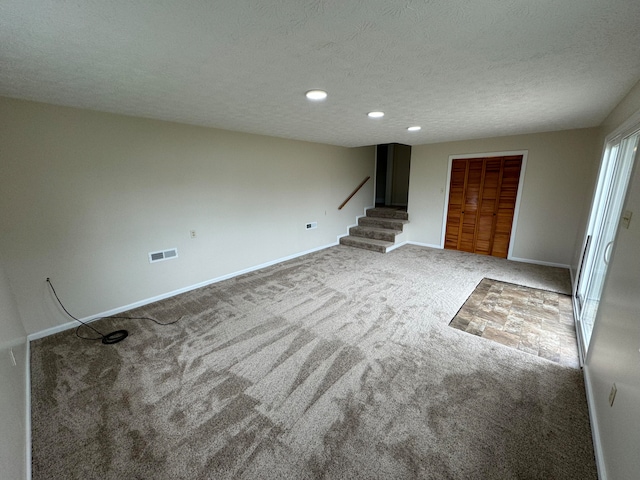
449 278 580 368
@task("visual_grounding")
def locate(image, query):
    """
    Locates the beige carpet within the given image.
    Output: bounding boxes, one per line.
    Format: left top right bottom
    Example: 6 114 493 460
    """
31 245 597 479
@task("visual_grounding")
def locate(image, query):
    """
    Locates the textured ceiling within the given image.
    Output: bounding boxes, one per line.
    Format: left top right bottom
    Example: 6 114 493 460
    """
1 0 640 147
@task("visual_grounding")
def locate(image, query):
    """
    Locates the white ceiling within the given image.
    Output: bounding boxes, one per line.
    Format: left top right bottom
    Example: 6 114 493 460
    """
2 0 640 147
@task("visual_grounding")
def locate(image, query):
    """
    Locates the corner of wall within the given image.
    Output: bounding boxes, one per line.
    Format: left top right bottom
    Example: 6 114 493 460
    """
0 256 30 479
582 365 608 480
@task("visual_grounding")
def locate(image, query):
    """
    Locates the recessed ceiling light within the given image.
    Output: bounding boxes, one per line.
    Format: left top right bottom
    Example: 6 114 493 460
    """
368 111 384 118
407 126 421 131
305 89 327 101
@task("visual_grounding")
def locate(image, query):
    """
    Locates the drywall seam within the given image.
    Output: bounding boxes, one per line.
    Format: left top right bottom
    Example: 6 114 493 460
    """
28 241 338 341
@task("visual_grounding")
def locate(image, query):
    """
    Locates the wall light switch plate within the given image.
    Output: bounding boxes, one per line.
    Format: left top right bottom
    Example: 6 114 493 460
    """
622 210 632 229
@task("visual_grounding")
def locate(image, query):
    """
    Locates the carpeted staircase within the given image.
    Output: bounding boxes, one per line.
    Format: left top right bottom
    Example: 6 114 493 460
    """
339 207 408 253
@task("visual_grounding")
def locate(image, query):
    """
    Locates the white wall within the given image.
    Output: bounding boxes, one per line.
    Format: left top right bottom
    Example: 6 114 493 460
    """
0 252 29 480
408 129 600 265
583 79 640 480
0 97 374 335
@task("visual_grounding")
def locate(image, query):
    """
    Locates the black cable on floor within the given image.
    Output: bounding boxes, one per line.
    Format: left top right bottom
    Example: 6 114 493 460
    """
46 278 183 342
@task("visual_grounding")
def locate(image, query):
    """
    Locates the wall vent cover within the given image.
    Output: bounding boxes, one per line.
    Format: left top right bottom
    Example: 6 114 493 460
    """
148 248 178 263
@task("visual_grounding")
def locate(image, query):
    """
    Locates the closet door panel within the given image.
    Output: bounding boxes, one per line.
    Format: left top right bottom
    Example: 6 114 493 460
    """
444 159 467 249
445 155 523 258
458 159 483 252
475 158 503 255
492 157 522 258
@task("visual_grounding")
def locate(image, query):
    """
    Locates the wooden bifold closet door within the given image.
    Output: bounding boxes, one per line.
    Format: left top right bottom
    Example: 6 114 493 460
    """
444 155 522 258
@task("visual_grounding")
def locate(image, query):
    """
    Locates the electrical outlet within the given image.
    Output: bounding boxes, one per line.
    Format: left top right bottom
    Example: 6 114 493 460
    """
190 230 197 239
609 383 617 407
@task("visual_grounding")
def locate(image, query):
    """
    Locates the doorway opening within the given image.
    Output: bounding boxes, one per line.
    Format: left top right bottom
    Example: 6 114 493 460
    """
375 143 411 210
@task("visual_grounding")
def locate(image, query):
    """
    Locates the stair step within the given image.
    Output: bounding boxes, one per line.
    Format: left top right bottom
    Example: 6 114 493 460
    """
366 208 409 220
349 225 400 242
339 236 392 253
358 216 408 231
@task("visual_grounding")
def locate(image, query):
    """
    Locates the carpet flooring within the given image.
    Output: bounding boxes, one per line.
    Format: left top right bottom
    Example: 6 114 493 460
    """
30 245 597 479
449 279 580 368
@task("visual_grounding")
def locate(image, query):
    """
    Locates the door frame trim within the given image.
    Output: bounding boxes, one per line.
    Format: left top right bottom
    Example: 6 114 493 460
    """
573 112 640 362
439 150 528 259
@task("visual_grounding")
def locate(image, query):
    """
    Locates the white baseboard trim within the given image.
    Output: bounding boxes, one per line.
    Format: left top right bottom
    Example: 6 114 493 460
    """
508 256 570 270
360 205 375 221
583 365 607 480
398 245 571 267
28 242 339 341
386 241 408 253
406 241 443 249
336 205 375 243
338 221 360 239
25 338 31 480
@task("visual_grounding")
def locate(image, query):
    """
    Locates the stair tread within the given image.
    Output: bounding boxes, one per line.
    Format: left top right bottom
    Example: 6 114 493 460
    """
361 216 408 223
341 209 409 253
367 215 408 220
340 236 392 253
366 208 409 220
359 217 408 229
342 236 393 246
351 225 402 234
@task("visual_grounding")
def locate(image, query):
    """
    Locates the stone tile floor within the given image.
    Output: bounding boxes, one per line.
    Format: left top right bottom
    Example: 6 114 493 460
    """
450 278 580 368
